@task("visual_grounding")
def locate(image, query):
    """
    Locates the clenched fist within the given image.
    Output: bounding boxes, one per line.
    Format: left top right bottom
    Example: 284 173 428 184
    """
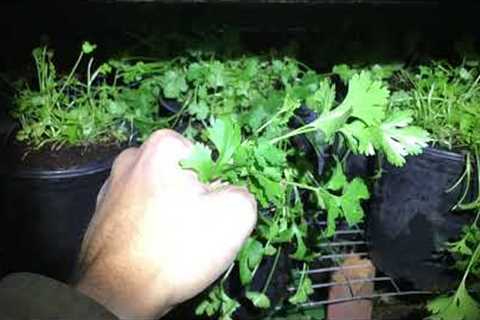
74 130 257 319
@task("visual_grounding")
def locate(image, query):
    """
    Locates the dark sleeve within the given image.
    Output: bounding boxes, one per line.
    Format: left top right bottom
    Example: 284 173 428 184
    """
0 273 118 320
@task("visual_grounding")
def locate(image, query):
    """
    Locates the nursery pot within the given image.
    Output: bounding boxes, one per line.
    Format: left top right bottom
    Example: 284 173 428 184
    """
368 147 475 291
0 140 123 282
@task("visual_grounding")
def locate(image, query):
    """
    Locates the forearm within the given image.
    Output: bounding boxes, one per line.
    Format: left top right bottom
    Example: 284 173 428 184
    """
0 273 117 320
74 255 173 319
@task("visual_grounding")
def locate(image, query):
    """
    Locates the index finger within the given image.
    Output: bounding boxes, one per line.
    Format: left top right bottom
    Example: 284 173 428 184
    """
137 129 206 192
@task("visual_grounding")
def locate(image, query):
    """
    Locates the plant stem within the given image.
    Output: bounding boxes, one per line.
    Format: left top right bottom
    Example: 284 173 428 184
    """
270 125 317 145
221 262 235 284
58 52 84 97
261 247 282 295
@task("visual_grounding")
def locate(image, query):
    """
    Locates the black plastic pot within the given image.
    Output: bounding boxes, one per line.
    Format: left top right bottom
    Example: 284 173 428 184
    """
0 144 119 282
368 147 475 291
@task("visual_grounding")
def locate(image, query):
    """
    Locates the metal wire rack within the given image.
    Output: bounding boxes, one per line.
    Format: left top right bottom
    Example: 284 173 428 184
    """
289 220 432 313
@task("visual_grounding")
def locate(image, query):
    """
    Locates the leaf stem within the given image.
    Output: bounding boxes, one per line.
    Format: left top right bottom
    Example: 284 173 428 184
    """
261 247 282 295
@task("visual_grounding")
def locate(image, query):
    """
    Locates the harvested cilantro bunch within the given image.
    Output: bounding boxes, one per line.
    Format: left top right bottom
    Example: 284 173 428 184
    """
177 62 429 318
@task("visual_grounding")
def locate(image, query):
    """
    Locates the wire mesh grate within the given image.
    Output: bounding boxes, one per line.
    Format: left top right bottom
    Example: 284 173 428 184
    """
291 220 432 311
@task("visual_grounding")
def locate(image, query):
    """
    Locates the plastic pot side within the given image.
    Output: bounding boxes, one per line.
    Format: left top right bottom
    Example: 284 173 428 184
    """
368 147 475 291
0 158 114 282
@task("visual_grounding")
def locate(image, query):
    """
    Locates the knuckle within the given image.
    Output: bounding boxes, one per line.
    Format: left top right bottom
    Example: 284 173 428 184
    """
145 129 186 148
228 186 258 225
111 147 139 175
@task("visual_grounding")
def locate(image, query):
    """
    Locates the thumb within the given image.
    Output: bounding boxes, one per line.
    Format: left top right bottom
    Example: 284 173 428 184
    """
205 186 257 239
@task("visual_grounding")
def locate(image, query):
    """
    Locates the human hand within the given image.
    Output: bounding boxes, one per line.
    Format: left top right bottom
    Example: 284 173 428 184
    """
74 130 257 319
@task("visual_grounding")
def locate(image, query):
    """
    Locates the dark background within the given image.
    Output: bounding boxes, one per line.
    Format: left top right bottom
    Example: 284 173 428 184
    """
0 0 479 125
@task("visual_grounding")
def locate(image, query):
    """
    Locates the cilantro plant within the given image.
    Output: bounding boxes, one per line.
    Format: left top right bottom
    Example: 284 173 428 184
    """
11 42 159 150
176 63 429 318
390 62 480 320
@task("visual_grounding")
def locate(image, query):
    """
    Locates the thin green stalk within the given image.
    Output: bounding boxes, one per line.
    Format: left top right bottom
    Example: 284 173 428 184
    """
58 51 84 97
261 247 282 295
270 125 317 145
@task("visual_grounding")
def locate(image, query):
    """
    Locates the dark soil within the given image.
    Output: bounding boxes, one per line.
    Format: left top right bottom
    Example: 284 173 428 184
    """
3 138 127 172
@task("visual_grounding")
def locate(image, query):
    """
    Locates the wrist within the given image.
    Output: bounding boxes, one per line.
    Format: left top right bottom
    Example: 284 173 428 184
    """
74 264 173 319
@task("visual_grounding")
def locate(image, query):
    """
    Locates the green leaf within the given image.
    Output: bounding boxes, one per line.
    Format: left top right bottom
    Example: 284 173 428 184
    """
188 100 209 120
238 238 264 285
82 41 97 54
291 223 308 260
333 64 358 83
427 283 480 320
341 71 389 126
322 192 342 237
289 275 314 305
340 178 369 226
195 285 240 319
207 61 227 88
207 118 241 168
246 291 271 309
340 111 430 166
325 161 347 191
373 110 431 166
180 143 215 182
303 307 326 320
161 70 188 99
254 139 287 167
306 79 336 114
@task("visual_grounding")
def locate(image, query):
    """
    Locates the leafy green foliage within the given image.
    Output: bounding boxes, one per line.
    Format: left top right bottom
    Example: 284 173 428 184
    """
11 41 433 319
289 268 314 305
341 71 389 126
428 284 480 320
195 285 240 320
181 118 241 182
319 162 370 236
246 291 271 309
341 110 430 166
177 61 428 317
237 238 264 285
392 62 480 152
427 217 480 319
11 43 159 149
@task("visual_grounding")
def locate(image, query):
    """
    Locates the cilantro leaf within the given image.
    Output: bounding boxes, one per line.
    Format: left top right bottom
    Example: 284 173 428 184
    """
319 165 369 236
309 71 388 141
82 41 97 54
325 161 347 191
188 100 209 120
332 64 358 83
373 110 430 166
161 70 188 99
180 118 241 182
340 111 430 166
289 274 314 305
246 291 271 309
195 285 240 320
306 79 336 114
181 143 215 182
291 223 308 260
340 178 369 226
237 238 264 285
427 283 480 320
208 118 241 167
341 71 389 126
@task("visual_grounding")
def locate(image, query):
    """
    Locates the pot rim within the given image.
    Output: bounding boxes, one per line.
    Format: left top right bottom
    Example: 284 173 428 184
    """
9 157 114 179
423 146 467 162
